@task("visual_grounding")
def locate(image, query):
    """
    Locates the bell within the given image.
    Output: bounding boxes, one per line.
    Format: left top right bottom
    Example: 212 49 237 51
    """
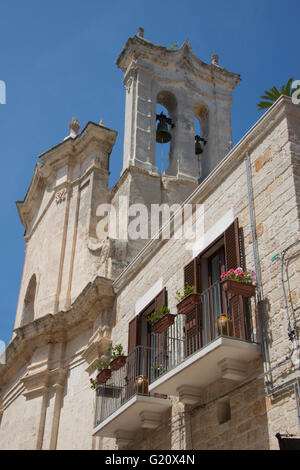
195 135 207 155
195 140 203 155
156 113 172 143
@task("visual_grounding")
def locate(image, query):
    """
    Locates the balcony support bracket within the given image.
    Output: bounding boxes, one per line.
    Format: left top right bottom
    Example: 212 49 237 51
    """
218 358 247 381
176 385 202 405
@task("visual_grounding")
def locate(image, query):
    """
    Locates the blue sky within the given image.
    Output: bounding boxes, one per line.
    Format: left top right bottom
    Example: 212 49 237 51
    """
0 0 299 346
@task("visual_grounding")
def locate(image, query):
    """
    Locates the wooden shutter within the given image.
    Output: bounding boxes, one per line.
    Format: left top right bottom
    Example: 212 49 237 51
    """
224 218 246 339
184 258 202 356
184 259 198 290
128 316 140 354
224 218 241 271
126 317 141 399
155 287 167 313
153 288 168 372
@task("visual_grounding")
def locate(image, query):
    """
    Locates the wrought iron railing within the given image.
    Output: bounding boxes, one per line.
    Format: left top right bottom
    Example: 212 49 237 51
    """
150 281 254 380
94 281 254 426
95 345 164 426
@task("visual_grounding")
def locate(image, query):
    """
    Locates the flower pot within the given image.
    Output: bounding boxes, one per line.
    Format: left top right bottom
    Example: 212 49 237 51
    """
109 355 127 371
136 375 148 395
222 279 256 298
153 313 175 334
96 368 111 384
176 293 201 315
217 314 233 336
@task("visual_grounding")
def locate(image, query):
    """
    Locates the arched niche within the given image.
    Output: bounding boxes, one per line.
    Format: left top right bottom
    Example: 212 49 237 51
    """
156 90 177 174
21 274 37 326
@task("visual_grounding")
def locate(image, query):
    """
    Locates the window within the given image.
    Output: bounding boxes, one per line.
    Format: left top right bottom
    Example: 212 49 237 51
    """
182 218 249 347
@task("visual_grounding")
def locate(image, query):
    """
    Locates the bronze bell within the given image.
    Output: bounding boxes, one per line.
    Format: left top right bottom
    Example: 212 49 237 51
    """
156 113 172 144
195 135 207 155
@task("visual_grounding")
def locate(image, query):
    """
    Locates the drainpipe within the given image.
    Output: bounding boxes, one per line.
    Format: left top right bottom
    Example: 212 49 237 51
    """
245 153 271 380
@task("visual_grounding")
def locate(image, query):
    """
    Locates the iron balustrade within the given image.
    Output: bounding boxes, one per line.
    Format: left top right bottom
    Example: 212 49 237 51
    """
95 345 164 426
94 281 254 426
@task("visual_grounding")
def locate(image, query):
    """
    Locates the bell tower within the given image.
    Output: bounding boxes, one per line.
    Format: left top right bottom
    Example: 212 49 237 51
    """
117 28 240 182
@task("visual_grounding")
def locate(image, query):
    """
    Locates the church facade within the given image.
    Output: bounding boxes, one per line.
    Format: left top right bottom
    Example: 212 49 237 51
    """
1 29 300 450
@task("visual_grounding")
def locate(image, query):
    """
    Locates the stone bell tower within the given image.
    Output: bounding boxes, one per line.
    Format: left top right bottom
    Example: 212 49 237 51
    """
117 28 240 181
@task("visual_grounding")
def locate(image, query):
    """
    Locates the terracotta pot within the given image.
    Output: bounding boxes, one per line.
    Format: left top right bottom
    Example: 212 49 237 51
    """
136 375 148 395
176 293 201 315
153 313 175 334
96 368 111 384
222 279 256 298
217 314 233 336
109 355 127 371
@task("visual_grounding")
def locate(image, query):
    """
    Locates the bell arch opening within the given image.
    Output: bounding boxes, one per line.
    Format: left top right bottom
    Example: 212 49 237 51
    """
21 274 37 326
155 90 177 174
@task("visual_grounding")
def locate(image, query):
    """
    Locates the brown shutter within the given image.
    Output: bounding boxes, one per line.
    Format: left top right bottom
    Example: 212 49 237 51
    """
224 218 246 339
184 258 202 356
153 288 168 371
224 218 241 270
155 287 167 313
184 259 197 290
128 316 140 354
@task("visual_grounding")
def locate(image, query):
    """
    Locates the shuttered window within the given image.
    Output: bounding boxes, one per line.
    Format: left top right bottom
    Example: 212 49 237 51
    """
182 217 246 348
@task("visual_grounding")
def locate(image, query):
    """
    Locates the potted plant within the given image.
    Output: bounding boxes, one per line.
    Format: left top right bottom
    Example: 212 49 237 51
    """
89 377 98 390
95 360 111 384
108 344 127 371
221 267 256 297
146 304 175 334
176 284 201 315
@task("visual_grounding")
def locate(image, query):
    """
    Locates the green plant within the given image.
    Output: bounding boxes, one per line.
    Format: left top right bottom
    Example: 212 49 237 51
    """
257 78 295 110
175 283 196 303
108 344 124 360
94 359 110 371
89 377 98 390
153 364 164 374
146 304 170 324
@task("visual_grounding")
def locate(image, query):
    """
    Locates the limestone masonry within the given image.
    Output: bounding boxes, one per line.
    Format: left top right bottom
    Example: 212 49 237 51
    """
1 29 300 450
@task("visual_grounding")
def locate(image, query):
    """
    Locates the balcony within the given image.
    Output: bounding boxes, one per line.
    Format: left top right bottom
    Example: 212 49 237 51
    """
93 281 261 438
92 346 171 439
148 281 261 403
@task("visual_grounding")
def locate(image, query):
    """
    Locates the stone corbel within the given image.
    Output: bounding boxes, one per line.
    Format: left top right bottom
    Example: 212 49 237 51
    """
176 385 202 405
218 358 247 381
115 430 136 450
139 411 162 430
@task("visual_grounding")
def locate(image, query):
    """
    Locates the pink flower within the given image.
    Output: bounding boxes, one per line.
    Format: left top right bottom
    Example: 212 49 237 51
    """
235 267 243 274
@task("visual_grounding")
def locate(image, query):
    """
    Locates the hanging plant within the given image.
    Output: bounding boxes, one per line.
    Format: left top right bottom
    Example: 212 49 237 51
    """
176 284 201 315
221 268 256 297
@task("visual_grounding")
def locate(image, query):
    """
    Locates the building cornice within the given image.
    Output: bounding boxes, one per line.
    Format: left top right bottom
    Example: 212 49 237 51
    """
0 276 115 387
116 36 240 90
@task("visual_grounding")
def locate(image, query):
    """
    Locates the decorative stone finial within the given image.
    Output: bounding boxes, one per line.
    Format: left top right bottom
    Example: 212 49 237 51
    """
137 27 144 38
211 54 219 66
68 117 80 138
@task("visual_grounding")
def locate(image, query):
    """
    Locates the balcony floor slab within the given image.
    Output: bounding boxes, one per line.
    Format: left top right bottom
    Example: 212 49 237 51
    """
93 394 172 438
148 336 261 396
